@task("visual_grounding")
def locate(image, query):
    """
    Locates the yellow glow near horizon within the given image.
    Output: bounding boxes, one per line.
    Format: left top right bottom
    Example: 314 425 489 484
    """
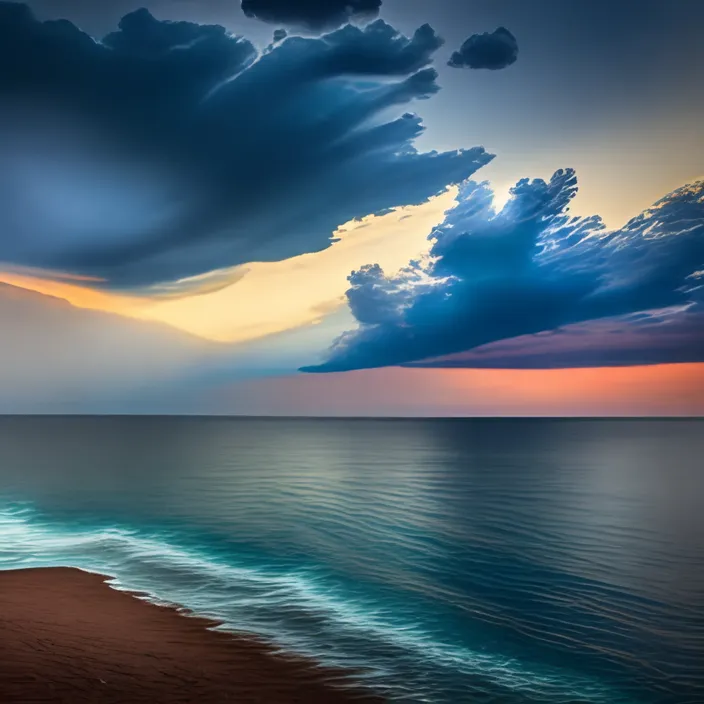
134 189 457 342
0 189 457 342
0 270 143 317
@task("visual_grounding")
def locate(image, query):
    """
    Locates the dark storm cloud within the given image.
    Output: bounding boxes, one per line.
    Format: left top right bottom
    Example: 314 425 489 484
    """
448 27 518 70
0 4 492 288
241 0 381 32
303 176 704 372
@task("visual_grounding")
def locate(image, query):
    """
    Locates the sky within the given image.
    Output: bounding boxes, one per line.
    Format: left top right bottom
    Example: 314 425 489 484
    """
0 0 702 415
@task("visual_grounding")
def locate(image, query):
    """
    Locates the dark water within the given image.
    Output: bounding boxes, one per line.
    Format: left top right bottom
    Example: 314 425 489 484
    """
0 417 702 703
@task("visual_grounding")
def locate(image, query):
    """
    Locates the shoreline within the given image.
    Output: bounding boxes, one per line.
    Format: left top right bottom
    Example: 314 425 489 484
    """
0 566 383 703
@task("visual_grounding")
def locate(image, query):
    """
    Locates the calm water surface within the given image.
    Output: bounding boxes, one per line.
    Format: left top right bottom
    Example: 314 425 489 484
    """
0 418 702 703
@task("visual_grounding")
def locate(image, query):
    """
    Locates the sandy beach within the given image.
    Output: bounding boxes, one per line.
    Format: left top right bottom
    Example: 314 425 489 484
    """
0 567 381 703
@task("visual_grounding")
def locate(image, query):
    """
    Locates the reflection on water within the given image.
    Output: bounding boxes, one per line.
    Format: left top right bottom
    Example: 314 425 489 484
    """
0 418 702 703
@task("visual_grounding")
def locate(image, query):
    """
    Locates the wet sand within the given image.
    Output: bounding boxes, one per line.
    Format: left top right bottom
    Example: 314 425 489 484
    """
0 567 382 703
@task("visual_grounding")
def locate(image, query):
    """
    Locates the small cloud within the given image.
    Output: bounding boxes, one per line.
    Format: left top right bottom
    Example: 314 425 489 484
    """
448 27 518 70
241 0 382 32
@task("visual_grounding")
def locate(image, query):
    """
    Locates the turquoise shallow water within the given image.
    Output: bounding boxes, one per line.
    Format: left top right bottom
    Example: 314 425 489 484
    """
0 417 702 703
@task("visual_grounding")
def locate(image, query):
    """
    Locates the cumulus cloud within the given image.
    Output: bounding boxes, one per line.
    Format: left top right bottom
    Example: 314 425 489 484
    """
241 0 381 31
449 27 518 70
304 175 704 372
0 4 491 289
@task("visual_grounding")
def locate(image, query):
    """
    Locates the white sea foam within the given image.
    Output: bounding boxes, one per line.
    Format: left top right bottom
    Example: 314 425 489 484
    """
0 502 624 703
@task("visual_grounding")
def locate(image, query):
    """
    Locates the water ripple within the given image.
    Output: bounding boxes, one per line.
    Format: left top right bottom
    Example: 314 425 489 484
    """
0 417 702 703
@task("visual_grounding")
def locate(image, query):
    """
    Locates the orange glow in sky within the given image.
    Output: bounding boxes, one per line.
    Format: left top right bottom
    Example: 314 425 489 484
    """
212 364 704 417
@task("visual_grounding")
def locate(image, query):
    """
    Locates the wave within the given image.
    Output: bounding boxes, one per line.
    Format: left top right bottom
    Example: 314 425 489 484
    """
0 502 625 703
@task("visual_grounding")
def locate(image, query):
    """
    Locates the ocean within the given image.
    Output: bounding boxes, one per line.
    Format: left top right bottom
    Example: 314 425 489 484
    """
0 417 702 703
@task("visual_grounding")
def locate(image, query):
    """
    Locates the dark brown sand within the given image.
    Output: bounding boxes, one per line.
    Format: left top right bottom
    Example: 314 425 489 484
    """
0 567 382 703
